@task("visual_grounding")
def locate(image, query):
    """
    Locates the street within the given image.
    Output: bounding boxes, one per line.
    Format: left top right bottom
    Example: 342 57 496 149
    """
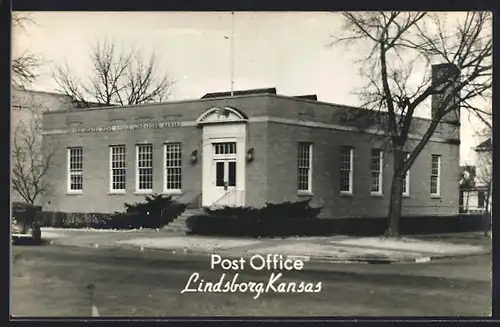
11 239 491 317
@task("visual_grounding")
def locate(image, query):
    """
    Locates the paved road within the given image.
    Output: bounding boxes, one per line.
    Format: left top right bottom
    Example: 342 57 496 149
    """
11 243 491 317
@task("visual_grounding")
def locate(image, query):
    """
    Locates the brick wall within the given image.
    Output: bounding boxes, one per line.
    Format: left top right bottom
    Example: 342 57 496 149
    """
42 93 460 216
43 126 203 213
266 123 460 218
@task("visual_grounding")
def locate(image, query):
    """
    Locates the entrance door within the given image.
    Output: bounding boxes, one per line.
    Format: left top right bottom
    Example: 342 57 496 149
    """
212 159 237 206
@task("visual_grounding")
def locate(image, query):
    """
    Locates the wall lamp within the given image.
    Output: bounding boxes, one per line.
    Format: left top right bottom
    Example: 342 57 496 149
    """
246 148 254 163
191 150 198 164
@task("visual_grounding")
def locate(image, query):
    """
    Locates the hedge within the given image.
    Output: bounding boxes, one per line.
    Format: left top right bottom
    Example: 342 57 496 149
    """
188 200 324 237
40 194 187 230
187 202 488 237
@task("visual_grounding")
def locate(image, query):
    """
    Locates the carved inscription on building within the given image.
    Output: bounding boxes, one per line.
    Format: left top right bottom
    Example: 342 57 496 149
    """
67 121 181 134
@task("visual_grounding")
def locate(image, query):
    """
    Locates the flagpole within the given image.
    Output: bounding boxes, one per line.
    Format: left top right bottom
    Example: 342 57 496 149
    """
230 11 235 96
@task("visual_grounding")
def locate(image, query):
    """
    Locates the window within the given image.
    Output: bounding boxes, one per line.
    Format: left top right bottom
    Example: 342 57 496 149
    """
478 191 485 208
297 142 313 192
136 144 153 192
110 145 126 192
340 146 353 193
214 142 237 155
403 152 410 195
430 154 441 196
370 149 383 195
164 143 182 192
67 147 83 193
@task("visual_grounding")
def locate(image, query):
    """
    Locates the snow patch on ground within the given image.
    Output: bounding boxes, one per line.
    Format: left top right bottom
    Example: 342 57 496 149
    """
246 243 419 260
116 237 260 251
330 237 486 254
41 231 66 239
41 227 145 233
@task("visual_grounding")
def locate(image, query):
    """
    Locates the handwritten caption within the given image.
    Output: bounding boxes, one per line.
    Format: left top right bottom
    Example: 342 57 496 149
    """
181 254 322 299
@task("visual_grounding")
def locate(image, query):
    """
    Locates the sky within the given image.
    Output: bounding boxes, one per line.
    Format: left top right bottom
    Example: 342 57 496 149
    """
13 11 490 165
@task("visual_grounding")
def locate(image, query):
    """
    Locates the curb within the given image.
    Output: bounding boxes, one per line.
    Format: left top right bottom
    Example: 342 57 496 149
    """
46 239 490 265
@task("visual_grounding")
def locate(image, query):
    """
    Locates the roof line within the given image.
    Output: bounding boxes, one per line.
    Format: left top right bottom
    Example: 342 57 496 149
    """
12 87 69 97
42 92 435 123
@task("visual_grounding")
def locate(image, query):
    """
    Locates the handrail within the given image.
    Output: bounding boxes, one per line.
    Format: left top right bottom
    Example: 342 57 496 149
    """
209 190 231 210
209 189 244 210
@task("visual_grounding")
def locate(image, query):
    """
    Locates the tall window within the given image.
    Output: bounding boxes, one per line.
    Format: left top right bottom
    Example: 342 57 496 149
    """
297 142 313 192
340 146 353 193
136 144 153 192
370 149 383 195
110 145 126 192
402 152 410 195
430 154 441 196
67 147 83 192
478 191 485 208
164 143 182 192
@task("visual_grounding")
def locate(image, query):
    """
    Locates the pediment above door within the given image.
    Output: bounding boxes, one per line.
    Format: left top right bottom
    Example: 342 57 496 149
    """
196 106 248 125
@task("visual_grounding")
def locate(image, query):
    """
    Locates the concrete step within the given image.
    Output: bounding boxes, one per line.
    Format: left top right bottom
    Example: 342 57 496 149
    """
163 208 205 232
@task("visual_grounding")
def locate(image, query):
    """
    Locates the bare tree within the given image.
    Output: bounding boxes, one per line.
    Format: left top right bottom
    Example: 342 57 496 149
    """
332 12 492 237
12 12 41 89
53 38 174 108
12 102 57 204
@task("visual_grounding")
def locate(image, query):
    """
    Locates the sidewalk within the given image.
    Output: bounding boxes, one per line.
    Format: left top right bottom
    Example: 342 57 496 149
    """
40 228 491 264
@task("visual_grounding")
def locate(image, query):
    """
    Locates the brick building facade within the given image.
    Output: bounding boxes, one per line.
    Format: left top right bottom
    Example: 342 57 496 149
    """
41 67 461 218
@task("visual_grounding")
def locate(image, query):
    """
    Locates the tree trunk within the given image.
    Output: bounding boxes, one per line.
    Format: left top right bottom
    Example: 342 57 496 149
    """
385 147 405 238
485 180 492 214
465 192 470 212
483 180 492 236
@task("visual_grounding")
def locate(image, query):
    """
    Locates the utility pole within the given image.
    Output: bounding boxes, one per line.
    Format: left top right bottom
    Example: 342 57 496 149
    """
230 11 235 96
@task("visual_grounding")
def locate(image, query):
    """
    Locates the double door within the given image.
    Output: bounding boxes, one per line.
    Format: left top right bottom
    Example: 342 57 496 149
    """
212 159 237 206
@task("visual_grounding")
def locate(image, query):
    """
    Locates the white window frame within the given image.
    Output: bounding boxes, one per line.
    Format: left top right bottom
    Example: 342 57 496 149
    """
135 144 153 193
370 149 384 195
297 142 313 193
67 147 83 194
163 142 183 194
340 146 354 194
402 152 410 196
430 154 441 196
109 145 126 194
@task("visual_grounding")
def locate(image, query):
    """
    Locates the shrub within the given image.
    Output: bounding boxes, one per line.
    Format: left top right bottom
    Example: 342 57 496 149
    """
40 194 186 230
205 199 321 220
188 200 324 237
187 200 486 237
12 202 43 230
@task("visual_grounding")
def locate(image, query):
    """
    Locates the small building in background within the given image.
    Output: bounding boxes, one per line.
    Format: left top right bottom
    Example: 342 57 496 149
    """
460 138 493 214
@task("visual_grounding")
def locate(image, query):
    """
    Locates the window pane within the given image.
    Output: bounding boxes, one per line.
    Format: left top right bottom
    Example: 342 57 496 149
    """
297 143 312 191
111 146 126 190
216 162 225 187
165 143 182 190
228 161 236 187
340 147 352 192
478 191 485 208
68 147 83 191
213 142 236 155
137 144 153 190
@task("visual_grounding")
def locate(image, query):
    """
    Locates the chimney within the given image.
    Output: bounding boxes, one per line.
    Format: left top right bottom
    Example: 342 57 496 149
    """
431 63 461 125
